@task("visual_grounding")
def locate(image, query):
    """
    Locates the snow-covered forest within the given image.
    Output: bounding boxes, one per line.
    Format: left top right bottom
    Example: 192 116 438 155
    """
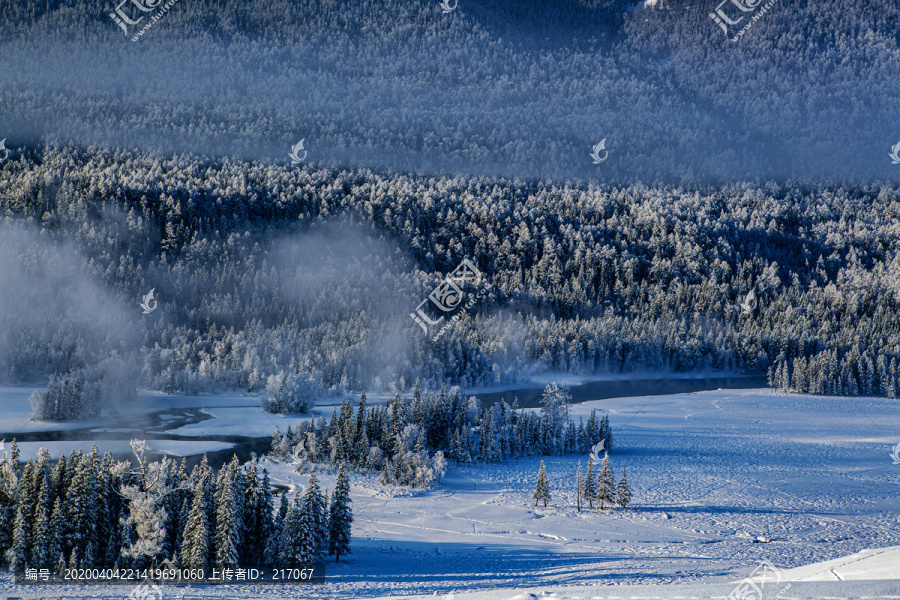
1 148 899 414
0 440 353 572
268 384 615 488
0 0 898 417
1 1 899 598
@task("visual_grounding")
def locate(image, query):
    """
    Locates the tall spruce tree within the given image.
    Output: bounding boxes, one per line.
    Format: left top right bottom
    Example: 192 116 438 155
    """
616 469 632 509
328 464 352 562
583 457 597 509
8 505 28 572
596 453 616 509
299 472 327 564
214 469 240 569
30 476 51 568
575 461 583 513
47 497 65 568
181 484 210 571
532 460 550 508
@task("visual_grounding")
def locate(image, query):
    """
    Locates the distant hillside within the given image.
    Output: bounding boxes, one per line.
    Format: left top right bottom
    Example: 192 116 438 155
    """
0 0 898 183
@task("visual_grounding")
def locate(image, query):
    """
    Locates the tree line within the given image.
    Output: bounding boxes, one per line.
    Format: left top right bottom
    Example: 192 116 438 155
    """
532 456 632 510
269 383 615 489
0 441 353 573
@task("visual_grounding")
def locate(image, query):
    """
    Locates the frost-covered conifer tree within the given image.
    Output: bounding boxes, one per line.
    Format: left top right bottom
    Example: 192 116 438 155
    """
30 478 51 568
575 461 583 513
583 457 597 509
298 472 326 564
8 505 28 572
47 497 65 568
616 469 632 508
327 464 352 562
181 485 210 570
596 453 616 509
532 460 550 507
265 494 288 567
214 470 239 569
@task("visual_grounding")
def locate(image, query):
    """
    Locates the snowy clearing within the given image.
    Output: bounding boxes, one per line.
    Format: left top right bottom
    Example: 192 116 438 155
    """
2 387 898 599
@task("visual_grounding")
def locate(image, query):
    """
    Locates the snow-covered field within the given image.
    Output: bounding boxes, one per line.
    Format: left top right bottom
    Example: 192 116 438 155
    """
2 387 898 599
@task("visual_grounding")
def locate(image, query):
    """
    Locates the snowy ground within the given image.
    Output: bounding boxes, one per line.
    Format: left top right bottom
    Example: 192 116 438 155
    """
2 387 898 599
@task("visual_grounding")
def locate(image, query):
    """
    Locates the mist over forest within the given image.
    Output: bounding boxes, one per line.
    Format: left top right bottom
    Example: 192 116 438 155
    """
1 0 900 418
1 0 899 184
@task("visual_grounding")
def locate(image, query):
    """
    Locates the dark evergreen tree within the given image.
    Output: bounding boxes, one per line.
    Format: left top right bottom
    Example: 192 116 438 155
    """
532 461 550 508
327 464 352 562
616 469 632 508
181 484 210 571
596 453 616 510
583 457 597 509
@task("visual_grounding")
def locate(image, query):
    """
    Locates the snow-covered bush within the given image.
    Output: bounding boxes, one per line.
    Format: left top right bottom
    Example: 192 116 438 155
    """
263 373 321 414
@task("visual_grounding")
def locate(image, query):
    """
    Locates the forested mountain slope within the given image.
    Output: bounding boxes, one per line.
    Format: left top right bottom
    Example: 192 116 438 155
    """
1 0 899 412
0 0 898 183
2 147 899 405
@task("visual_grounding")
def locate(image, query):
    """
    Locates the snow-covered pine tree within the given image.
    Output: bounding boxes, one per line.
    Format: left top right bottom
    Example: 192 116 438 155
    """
540 384 566 434
8 505 28 572
64 452 97 567
278 495 301 567
583 457 597 509
265 493 288 567
616 469 632 508
390 397 404 458
181 484 210 571
270 426 282 457
298 471 326 564
354 394 368 463
586 409 599 445
47 497 65 568
532 460 550 507
327 464 352 562
242 466 269 567
600 414 612 450
575 461 583 513
214 468 239 569
30 475 51 568
596 453 616 509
